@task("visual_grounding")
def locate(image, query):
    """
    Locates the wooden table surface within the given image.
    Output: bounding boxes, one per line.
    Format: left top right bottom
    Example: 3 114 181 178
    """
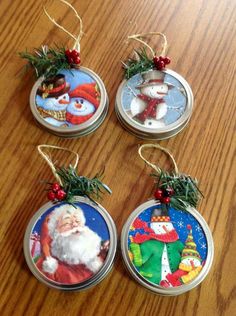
0 0 235 315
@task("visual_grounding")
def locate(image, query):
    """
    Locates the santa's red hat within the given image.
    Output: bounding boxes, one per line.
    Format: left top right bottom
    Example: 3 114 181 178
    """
40 205 85 274
69 82 100 108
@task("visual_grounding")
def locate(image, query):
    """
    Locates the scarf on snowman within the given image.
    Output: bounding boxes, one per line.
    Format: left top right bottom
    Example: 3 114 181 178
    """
134 94 164 123
130 218 179 243
66 112 94 125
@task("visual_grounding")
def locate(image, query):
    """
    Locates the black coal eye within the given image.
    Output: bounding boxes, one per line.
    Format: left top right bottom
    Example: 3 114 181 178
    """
63 96 66 99
75 99 79 103
80 99 84 104
55 97 58 99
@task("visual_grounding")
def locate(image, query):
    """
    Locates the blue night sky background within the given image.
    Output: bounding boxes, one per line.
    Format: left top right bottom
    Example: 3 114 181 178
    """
122 72 187 125
31 202 110 242
35 69 97 107
128 205 208 261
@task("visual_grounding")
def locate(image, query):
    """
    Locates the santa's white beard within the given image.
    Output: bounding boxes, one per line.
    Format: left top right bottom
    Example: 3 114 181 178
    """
51 227 103 273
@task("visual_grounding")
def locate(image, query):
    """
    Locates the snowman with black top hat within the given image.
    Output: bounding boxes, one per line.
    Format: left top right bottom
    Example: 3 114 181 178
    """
36 74 70 127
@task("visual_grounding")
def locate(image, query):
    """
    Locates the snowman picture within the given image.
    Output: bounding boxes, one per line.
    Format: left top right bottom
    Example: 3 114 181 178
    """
127 70 183 128
36 74 70 127
66 82 100 125
162 225 203 287
129 207 184 286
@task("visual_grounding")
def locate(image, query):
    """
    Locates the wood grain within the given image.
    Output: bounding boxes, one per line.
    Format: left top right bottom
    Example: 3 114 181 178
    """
0 0 235 315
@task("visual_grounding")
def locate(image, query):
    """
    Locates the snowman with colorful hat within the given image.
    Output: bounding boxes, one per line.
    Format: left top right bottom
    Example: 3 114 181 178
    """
129 206 184 285
36 74 70 127
66 82 100 125
162 225 203 287
129 70 174 128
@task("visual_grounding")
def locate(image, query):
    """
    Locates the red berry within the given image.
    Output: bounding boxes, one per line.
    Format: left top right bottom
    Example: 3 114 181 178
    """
161 196 171 204
47 191 56 201
157 60 165 70
164 57 171 65
154 188 163 200
65 49 72 57
52 182 61 192
71 49 79 58
159 56 165 61
67 56 74 64
153 56 159 64
73 56 81 64
187 224 192 230
56 189 66 200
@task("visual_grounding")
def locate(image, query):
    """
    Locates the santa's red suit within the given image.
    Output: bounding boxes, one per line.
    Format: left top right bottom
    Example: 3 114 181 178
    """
36 206 106 285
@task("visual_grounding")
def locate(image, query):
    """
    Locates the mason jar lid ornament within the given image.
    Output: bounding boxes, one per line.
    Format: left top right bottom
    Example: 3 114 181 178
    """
115 33 194 140
121 144 213 295
24 145 117 291
20 0 108 138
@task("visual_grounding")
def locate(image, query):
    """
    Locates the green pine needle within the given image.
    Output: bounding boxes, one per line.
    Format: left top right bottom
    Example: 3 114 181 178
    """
19 45 72 79
123 48 155 79
56 165 112 204
151 170 203 211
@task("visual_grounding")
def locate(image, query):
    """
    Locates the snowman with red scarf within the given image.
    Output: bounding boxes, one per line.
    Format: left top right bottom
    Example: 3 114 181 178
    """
129 207 184 285
130 71 174 128
66 82 100 125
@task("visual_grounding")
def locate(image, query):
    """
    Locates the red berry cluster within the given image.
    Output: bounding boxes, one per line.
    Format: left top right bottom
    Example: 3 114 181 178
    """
47 182 66 201
154 187 174 204
65 49 81 65
153 56 171 70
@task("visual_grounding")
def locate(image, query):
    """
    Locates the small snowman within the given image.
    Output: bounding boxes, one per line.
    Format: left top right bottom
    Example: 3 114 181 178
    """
129 71 174 128
66 83 100 125
36 74 70 127
162 225 203 288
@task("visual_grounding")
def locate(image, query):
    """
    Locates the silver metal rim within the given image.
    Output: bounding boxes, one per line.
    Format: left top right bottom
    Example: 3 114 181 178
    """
37 96 109 138
30 67 108 136
115 103 191 140
121 199 214 296
115 69 193 139
24 196 117 291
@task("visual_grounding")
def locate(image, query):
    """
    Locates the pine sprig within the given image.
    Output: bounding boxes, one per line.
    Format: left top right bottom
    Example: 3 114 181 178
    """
123 48 154 79
19 45 73 79
151 171 203 211
56 165 112 204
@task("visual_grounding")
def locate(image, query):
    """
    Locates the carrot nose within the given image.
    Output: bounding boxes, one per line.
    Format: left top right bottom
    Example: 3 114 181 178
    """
163 225 169 233
190 260 195 269
59 99 69 104
75 103 82 109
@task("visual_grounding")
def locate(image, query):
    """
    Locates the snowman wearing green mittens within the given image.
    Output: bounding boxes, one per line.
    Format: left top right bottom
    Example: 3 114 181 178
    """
129 207 184 286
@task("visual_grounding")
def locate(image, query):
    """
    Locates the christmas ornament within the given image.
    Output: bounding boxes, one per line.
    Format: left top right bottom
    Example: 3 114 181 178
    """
24 145 117 291
20 0 108 138
121 144 213 295
115 32 193 140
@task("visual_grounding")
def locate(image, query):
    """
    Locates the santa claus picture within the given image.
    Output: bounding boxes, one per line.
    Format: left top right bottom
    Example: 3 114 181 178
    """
33 204 110 285
123 70 186 128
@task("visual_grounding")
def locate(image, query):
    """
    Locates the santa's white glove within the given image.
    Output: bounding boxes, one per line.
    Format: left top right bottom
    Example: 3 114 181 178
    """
42 256 58 274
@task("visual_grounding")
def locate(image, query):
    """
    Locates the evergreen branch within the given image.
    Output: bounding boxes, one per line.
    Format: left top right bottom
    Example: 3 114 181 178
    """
123 48 155 79
19 45 73 79
151 170 203 211
56 165 111 203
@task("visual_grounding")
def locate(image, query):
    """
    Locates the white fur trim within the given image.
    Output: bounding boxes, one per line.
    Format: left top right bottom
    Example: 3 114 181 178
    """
47 204 86 238
42 256 58 274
